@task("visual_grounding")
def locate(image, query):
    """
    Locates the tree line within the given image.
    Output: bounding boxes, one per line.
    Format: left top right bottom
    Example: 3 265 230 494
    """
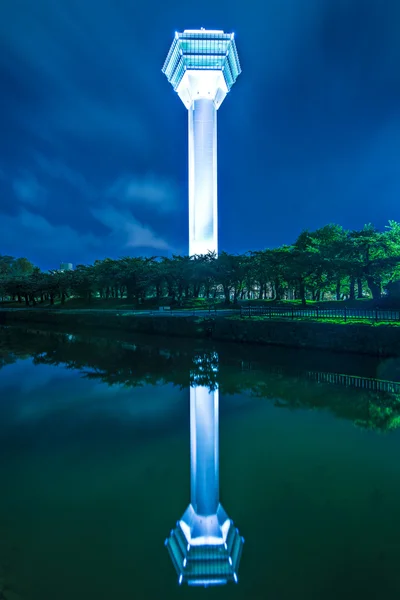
1 221 400 307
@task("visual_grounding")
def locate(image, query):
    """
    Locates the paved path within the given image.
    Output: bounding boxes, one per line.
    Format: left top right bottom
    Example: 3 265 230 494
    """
2 306 399 321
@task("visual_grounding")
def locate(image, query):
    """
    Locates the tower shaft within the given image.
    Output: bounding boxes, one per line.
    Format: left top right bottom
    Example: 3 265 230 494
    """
190 385 219 515
189 100 218 257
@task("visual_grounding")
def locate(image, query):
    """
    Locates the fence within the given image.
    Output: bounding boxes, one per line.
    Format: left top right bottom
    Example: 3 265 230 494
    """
239 305 400 322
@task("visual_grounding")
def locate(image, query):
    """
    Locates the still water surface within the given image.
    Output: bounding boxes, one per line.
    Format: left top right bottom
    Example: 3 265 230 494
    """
1 326 400 599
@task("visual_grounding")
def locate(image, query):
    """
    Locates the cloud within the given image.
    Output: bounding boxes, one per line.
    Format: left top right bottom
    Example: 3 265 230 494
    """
12 175 46 206
92 205 171 250
34 154 93 196
107 173 179 212
0 0 151 152
0 208 100 256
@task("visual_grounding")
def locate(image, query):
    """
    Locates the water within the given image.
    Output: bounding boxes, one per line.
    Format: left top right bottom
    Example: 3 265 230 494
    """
1 325 400 599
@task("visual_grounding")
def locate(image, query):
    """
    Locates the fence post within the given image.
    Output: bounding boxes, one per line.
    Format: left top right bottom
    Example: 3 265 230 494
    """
344 306 347 322
291 307 294 320
316 307 319 320
375 308 378 322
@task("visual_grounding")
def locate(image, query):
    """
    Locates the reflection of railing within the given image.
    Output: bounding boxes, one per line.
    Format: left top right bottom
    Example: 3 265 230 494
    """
240 305 400 322
306 371 400 394
240 361 400 395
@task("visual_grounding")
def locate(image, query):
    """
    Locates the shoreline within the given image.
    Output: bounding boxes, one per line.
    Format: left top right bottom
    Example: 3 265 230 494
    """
1 308 400 357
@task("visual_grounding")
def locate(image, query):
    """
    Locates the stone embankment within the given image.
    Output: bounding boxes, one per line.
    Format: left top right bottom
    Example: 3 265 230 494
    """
1 309 400 357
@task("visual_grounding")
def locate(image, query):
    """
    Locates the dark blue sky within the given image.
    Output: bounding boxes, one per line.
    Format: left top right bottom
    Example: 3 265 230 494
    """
1 0 400 270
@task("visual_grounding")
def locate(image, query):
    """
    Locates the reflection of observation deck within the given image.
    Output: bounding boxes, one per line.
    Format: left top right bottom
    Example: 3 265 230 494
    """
165 353 244 586
162 30 241 257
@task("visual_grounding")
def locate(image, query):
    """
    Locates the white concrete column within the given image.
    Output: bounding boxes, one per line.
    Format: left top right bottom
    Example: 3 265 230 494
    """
188 99 218 257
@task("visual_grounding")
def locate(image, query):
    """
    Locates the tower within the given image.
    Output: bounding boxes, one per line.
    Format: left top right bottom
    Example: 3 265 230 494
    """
165 352 244 586
162 30 241 256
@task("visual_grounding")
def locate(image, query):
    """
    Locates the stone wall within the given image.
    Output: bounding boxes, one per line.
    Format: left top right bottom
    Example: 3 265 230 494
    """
1 310 400 356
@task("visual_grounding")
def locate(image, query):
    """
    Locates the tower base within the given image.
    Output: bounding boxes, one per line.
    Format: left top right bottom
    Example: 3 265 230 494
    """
165 503 244 586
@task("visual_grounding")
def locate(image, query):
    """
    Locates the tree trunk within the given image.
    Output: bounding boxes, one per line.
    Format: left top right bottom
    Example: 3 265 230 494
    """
366 276 382 301
357 278 363 299
349 277 355 300
336 279 341 301
223 286 230 305
275 279 284 301
299 281 306 306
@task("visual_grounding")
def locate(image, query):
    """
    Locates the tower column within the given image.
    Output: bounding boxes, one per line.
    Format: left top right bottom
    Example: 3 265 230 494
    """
188 99 218 257
190 385 219 515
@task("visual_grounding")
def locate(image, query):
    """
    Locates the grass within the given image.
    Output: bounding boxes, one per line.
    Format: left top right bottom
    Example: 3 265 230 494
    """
239 297 400 309
228 314 400 326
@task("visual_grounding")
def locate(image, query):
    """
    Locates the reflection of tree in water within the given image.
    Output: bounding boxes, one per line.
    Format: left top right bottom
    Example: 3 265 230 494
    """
248 377 400 432
1 325 400 432
191 350 219 390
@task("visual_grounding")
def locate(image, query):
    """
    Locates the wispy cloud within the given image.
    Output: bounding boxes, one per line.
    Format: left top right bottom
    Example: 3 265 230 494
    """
0 208 100 254
34 154 93 196
107 173 179 213
0 0 152 152
12 175 46 207
92 205 171 250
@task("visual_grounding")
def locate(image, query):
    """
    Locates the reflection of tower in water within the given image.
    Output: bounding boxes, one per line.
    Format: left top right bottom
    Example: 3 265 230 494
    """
165 352 244 586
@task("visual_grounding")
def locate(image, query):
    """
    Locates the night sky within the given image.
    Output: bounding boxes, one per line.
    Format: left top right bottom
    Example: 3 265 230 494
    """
1 0 400 270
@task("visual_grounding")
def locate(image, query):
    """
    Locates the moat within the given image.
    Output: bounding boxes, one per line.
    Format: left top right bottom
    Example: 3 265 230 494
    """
1 325 400 599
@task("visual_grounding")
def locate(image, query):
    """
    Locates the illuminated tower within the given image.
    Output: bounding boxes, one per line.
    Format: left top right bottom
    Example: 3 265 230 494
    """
165 352 244 586
162 30 241 256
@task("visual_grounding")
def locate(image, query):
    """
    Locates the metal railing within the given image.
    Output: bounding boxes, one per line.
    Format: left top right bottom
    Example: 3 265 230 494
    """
240 305 400 322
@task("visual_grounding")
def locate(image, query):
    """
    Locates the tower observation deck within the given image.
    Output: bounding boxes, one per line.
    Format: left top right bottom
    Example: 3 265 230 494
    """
162 29 241 256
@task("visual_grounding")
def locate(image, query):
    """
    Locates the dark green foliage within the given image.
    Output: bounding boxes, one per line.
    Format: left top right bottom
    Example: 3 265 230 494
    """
2 220 400 307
